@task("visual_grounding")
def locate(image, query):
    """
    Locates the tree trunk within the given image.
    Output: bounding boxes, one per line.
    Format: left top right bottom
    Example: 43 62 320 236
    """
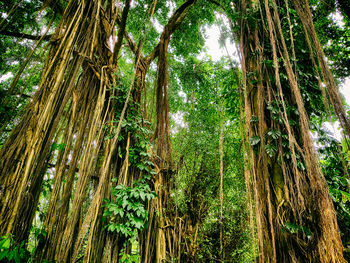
239 0 346 262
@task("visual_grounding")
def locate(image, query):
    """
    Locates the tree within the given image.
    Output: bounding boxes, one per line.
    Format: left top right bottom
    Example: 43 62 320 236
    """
0 0 349 262
234 0 347 261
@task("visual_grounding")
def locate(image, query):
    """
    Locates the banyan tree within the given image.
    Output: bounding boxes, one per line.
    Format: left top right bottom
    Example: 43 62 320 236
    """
0 0 349 262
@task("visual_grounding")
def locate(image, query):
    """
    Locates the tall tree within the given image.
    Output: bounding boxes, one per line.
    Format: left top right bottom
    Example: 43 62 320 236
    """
0 0 349 262
235 0 347 261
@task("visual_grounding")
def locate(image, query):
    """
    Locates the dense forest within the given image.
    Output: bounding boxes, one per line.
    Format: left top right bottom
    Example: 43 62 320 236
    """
0 0 350 262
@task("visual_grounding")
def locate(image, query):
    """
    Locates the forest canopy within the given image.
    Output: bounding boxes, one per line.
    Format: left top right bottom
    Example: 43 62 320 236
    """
0 0 350 262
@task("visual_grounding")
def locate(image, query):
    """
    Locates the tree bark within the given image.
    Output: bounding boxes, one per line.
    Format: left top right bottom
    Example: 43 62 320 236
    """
239 0 346 262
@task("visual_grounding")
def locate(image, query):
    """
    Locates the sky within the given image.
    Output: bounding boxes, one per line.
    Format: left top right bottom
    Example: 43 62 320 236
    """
202 25 238 62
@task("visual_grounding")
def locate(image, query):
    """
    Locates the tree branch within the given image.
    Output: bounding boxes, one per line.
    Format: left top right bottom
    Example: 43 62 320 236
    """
146 0 196 63
0 30 52 41
115 15 140 56
113 0 132 64
41 0 64 15
116 0 196 65
162 0 196 38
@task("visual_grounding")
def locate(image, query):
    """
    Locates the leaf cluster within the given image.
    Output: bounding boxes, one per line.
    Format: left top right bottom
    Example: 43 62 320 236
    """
103 180 156 239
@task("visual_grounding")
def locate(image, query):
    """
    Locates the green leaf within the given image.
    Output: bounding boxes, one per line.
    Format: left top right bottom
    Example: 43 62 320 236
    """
265 144 277 157
339 190 350 202
122 199 129 209
249 136 261 146
107 224 115 232
297 160 306 171
136 163 146 171
143 160 154 166
284 222 299 234
14 250 21 263
250 115 259 123
267 103 279 114
268 129 281 139
140 192 145 201
2 238 10 249
133 218 145 230
0 251 8 261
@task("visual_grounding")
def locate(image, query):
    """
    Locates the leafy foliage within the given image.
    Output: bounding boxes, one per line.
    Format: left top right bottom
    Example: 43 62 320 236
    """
103 180 156 238
0 234 30 263
315 126 350 260
170 57 257 261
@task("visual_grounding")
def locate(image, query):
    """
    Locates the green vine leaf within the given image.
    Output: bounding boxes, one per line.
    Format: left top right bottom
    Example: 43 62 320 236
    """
268 130 281 139
249 136 261 146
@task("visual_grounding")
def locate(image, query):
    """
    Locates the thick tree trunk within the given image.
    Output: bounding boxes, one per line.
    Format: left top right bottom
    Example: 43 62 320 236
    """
239 0 346 262
0 0 83 241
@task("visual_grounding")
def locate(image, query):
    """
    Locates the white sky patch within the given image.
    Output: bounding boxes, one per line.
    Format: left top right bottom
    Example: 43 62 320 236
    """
199 24 238 62
178 90 187 102
340 77 350 105
108 35 115 51
170 111 187 134
327 78 350 140
329 11 345 29
166 0 176 14
323 121 342 139
151 18 163 34
0 72 13 82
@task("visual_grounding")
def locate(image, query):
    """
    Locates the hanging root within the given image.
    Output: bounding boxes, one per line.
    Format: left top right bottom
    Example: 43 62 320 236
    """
239 0 346 262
